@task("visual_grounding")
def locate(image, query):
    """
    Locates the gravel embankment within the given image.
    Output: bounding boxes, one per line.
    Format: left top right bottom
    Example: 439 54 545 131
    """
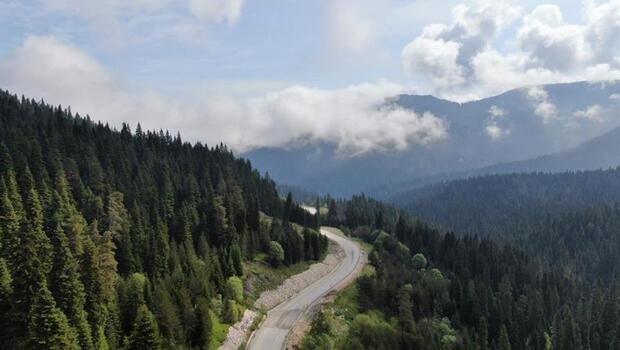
254 243 344 310
219 310 258 350
218 241 344 350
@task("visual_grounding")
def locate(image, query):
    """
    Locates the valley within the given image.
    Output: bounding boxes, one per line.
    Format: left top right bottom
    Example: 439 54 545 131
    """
3 1 620 349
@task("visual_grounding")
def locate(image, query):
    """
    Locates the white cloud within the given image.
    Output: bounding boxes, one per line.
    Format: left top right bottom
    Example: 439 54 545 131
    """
485 124 509 140
401 0 521 97
488 105 507 119
41 0 244 46
611 93 620 101
485 105 509 140
402 36 464 89
0 36 116 110
574 104 604 122
0 35 448 156
188 0 243 25
235 84 449 155
526 86 558 123
326 0 386 53
517 4 588 72
401 0 620 101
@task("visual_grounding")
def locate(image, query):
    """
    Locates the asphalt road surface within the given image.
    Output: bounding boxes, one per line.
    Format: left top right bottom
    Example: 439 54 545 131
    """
247 228 362 350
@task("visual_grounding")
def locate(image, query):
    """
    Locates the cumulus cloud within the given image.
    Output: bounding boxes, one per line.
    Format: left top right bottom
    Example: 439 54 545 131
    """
486 124 509 140
402 0 620 101
574 104 604 122
485 105 510 140
517 4 587 72
0 36 448 156
611 93 620 101
402 36 464 88
402 0 521 96
526 86 558 123
488 105 507 119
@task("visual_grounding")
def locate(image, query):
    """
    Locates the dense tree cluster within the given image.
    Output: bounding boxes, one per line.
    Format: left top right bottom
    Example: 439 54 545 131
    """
390 169 620 283
0 90 326 349
313 195 620 350
391 169 620 240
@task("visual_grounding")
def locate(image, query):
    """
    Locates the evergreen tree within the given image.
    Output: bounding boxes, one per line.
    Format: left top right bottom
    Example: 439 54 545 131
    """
49 222 94 350
0 258 13 345
315 198 321 228
128 304 161 350
9 188 53 339
499 325 512 350
191 298 213 349
27 284 80 350
478 317 489 350
0 90 335 348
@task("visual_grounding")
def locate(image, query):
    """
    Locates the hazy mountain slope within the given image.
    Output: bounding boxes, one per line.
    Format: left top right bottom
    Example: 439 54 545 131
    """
370 124 620 199
246 81 620 197
472 124 620 174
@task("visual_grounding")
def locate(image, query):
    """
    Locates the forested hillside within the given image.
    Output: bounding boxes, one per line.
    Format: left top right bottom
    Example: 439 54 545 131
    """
391 169 620 240
395 169 620 281
304 195 620 350
0 90 326 349
392 168 620 282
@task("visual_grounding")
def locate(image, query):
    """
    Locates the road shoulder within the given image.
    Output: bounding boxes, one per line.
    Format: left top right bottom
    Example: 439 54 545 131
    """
284 228 368 349
220 227 362 350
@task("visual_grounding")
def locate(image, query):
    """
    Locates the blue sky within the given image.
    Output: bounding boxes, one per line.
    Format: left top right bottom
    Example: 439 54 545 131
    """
0 1 584 95
0 1 618 153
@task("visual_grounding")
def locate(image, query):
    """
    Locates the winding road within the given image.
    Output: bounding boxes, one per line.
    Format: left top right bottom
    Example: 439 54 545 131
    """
247 227 363 350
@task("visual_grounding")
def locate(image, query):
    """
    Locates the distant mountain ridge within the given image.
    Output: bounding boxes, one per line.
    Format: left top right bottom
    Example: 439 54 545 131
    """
475 124 620 174
246 80 620 197
370 123 620 199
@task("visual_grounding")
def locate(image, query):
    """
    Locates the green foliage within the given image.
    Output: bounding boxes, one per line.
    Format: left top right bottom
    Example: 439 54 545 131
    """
269 241 285 267
412 253 427 269
301 313 334 350
346 312 398 349
222 298 241 324
0 258 13 345
128 304 161 350
190 298 212 349
227 276 244 303
498 325 512 350
49 222 94 350
27 285 80 350
319 193 620 350
0 91 324 349
413 317 457 350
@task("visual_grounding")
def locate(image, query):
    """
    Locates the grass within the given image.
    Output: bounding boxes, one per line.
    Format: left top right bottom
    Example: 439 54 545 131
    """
332 264 374 320
243 212 323 304
210 313 231 350
244 259 314 304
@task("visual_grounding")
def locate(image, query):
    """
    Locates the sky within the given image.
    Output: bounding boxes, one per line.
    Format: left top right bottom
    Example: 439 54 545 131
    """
0 0 619 154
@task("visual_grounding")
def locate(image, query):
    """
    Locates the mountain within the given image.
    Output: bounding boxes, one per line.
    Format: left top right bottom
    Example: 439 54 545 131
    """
370 123 620 199
469 123 620 174
246 80 620 197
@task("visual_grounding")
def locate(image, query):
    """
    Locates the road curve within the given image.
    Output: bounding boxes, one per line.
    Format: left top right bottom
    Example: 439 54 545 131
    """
247 228 363 350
